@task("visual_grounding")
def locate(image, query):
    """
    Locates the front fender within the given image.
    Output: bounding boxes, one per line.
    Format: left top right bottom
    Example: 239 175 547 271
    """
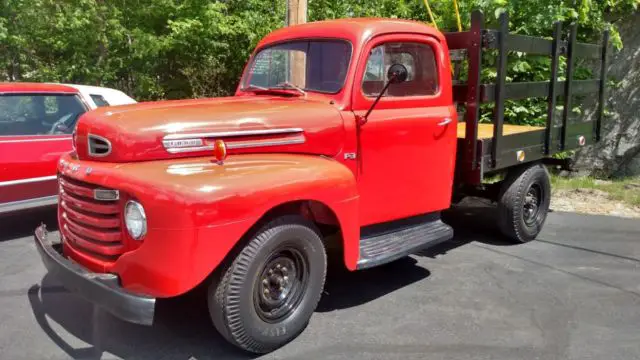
102 154 360 297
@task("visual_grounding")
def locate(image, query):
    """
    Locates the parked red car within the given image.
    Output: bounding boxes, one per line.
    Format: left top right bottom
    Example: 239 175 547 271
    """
0 82 135 215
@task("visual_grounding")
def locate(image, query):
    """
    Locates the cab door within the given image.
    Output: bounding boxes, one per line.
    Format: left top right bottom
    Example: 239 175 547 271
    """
352 34 457 226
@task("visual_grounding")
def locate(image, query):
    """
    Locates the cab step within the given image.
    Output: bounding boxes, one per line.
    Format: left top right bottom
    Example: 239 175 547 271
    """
356 213 453 269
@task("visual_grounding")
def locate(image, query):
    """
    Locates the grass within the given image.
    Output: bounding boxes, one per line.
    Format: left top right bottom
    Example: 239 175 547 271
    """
550 175 640 207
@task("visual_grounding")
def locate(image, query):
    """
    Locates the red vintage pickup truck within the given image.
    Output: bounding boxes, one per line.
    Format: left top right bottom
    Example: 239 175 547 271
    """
34 12 609 353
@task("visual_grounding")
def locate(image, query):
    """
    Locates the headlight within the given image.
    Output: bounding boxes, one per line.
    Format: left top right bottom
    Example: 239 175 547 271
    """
125 201 147 240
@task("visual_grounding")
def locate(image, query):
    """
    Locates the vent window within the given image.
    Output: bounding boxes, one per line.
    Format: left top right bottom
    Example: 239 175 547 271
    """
88 135 111 157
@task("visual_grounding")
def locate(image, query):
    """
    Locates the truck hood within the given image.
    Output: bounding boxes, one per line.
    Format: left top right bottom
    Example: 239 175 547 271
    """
74 96 345 162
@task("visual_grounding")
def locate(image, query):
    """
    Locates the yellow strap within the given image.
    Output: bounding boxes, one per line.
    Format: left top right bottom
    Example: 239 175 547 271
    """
422 0 439 30
452 0 462 32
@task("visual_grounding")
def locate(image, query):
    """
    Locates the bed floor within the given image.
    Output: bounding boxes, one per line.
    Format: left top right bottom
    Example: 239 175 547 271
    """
457 123 544 139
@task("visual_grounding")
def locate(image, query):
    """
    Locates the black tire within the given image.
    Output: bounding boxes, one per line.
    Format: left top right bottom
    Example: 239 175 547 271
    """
208 215 327 354
498 163 551 243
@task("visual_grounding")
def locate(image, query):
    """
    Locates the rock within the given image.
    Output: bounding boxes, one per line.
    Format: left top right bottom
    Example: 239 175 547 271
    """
568 188 610 198
573 12 640 177
594 179 613 185
624 183 640 190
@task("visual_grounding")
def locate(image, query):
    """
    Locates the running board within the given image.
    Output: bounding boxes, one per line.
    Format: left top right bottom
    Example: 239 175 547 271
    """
356 213 453 270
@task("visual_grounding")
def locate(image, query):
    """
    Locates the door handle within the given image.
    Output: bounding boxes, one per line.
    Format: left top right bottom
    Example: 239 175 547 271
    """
437 118 452 126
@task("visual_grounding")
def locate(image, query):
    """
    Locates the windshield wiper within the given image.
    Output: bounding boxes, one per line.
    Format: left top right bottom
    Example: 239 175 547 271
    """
244 84 268 91
244 82 306 97
270 82 306 96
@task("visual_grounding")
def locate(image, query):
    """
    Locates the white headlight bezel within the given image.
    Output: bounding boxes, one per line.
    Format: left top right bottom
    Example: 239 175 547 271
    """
124 200 147 240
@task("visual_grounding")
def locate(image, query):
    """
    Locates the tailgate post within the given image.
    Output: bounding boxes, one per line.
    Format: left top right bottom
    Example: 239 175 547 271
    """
491 11 509 168
545 21 562 155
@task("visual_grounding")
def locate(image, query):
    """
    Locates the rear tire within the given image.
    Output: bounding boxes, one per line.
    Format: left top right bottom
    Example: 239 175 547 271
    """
498 163 551 243
208 216 327 354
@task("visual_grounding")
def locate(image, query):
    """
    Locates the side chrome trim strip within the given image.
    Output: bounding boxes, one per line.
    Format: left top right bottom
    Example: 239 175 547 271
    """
164 136 306 154
0 195 58 214
162 128 304 141
0 175 58 187
165 145 215 154
226 137 306 150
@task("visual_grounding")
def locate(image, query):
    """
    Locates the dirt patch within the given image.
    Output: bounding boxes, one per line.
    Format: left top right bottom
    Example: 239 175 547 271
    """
551 188 640 218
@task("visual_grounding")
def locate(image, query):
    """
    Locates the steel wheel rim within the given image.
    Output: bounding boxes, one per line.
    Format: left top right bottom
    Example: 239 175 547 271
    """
254 246 309 323
523 183 543 226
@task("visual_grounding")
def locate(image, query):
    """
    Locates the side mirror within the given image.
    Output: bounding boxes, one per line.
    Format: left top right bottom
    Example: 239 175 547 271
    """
387 64 408 84
358 63 409 126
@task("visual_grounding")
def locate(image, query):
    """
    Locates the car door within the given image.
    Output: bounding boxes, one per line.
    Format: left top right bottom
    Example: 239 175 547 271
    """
0 93 88 214
352 34 457 226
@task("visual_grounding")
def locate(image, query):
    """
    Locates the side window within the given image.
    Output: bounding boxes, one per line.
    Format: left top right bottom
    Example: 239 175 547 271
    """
0 94 86 136
90 94 110 107
362 42 438 97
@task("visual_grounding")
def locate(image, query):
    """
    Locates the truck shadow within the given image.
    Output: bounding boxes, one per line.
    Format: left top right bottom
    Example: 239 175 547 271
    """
317 257 431 312
0 207 58 242
28 278 252 360
318 201 516 313
26 201 510 359
440 201 515 247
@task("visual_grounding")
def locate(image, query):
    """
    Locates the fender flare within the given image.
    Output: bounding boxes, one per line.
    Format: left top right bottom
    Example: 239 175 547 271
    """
232 156 361 270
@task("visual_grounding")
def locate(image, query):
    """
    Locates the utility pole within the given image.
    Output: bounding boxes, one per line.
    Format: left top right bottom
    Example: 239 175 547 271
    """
286 0 307 86
285 0 307 26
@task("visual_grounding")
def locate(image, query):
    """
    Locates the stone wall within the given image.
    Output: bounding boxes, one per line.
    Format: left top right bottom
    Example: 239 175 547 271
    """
573 12 640 177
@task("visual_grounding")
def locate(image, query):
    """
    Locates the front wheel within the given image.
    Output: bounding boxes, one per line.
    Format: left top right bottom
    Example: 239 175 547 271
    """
498 163 551 243
208 216 327 354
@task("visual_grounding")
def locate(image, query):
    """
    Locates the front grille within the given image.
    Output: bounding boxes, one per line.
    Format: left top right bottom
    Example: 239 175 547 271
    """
87 134 111 157
59 176 124 261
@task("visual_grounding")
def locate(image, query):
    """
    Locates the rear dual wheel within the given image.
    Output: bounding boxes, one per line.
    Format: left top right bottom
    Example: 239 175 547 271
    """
208 216 327 354
498 163 551 243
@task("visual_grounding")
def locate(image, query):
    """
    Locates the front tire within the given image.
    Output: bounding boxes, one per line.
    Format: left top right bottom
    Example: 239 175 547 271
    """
498 163 551 243
208 216 327 354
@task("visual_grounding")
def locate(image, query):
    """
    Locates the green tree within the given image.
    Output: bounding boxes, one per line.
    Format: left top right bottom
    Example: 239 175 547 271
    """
1 0 637 105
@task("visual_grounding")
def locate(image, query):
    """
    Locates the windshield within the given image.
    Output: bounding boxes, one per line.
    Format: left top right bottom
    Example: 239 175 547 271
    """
0 94 87 136
242 40 352 94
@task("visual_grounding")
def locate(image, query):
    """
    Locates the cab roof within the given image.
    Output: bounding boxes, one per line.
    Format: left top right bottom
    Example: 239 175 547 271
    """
0 82 79 94
257 18 444 49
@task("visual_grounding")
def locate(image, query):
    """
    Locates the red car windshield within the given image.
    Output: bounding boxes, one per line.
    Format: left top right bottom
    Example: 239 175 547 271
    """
241 40 352 94
0 94 87 136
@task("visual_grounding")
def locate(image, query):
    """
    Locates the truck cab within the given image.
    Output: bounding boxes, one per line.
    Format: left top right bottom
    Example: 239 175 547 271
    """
235 19 458 225
34 14 609 354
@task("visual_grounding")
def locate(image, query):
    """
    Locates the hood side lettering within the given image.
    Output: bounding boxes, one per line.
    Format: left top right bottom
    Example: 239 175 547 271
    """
162 128 306 154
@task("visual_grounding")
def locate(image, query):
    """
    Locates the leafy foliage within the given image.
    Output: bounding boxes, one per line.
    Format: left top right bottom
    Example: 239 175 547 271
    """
1 0 637 116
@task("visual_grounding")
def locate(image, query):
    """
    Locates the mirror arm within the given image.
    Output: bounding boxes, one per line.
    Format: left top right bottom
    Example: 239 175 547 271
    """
358 74 397 126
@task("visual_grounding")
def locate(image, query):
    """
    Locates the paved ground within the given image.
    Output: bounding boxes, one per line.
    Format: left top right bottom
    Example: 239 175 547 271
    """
0 205 639 360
